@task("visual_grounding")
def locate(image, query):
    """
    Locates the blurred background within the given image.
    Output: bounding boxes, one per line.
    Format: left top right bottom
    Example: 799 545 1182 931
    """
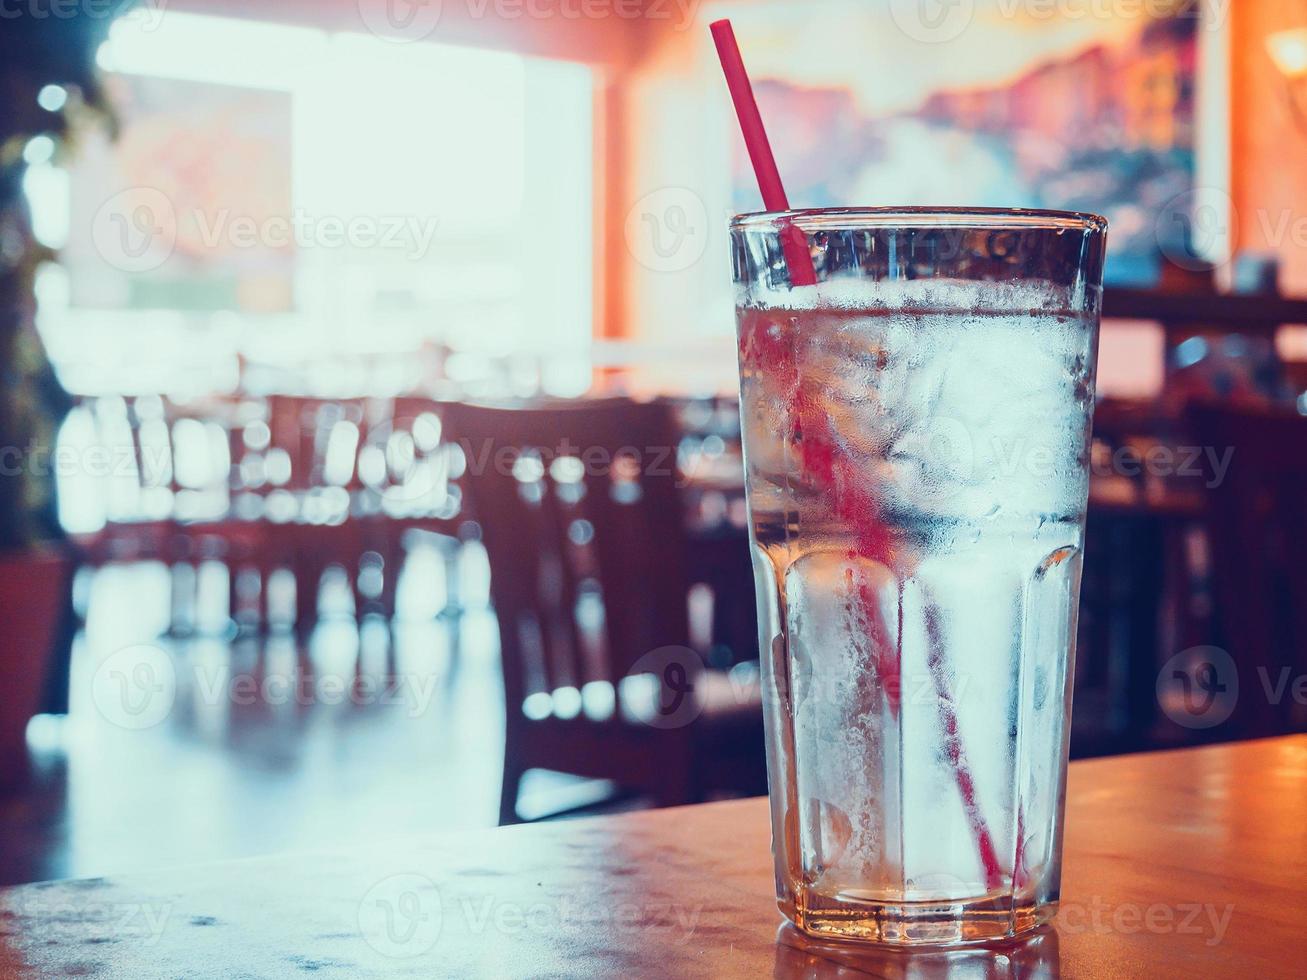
2 0 1305 885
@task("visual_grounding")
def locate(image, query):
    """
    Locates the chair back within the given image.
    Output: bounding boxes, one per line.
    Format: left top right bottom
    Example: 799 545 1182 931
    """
161 398 238 523
264 396 370 495
79 395 173 523
445 399 691 718
359 397 460 520
1190 404 1307 736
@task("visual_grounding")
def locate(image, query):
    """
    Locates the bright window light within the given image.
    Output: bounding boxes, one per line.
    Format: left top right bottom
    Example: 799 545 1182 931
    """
39 12 593 397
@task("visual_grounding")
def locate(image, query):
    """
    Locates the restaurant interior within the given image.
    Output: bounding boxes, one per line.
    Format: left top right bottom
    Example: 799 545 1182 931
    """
1 0 1305 974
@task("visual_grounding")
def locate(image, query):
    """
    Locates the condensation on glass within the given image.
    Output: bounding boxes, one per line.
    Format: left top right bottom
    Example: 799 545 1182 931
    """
731 207 1107 946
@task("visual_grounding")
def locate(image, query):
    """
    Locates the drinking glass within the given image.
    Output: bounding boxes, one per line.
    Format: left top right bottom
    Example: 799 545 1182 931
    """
731 207 1107 945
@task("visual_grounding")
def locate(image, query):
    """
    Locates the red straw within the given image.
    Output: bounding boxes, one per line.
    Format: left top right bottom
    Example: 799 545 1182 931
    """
710 19 817 287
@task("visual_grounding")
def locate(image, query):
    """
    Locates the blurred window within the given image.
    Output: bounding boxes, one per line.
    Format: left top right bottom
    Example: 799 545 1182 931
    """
26 13 593 396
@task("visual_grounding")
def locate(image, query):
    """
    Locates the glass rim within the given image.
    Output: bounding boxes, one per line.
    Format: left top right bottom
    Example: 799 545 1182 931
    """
730 206 1109 234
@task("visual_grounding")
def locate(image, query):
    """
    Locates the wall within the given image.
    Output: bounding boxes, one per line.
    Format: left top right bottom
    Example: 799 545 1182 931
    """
166 0 1307 369
171 0 650 65
1232 0 1307 295
617 2 1307 395
170 0 659 347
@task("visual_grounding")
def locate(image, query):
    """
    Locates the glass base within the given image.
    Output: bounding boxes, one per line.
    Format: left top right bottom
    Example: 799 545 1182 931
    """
782 893 1057 947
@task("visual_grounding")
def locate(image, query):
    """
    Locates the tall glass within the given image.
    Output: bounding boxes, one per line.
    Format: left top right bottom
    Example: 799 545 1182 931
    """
731 208 1107 946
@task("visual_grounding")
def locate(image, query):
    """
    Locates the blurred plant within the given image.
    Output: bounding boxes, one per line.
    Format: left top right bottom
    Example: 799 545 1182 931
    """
1 5 130 547
0 5 124 154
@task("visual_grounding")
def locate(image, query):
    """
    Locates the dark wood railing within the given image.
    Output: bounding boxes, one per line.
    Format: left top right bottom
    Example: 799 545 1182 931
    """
1104 288 1307 332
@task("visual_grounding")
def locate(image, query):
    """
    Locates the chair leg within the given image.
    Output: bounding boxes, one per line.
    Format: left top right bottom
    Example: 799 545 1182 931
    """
438 539 462 621
228 564 240 625
499 764 524 826
380 545 403 621
351 559 368 623
230 564 257 635
293 562 317 637
169 562 199 637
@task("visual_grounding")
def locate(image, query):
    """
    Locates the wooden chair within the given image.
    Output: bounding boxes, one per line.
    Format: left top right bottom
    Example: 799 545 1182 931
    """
72 395 180 565
358 396 464 621
443 399 765 824
1188 404 1307 738
0 548 72 792
69 394 409 635
1070 397 1209 756
224 396 374 631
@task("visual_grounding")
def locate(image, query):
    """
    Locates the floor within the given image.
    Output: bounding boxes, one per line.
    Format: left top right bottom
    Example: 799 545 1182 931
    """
0 543 602 887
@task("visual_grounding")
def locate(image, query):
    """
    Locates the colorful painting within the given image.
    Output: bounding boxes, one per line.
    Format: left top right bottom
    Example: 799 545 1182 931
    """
723 1 1203 285
66 74 294 312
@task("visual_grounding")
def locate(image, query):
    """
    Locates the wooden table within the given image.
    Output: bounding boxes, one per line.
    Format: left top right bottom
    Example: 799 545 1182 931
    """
1 737 1303 978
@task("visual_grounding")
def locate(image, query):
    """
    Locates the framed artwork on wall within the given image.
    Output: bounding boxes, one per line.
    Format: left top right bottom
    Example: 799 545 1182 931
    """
720 0 1226 286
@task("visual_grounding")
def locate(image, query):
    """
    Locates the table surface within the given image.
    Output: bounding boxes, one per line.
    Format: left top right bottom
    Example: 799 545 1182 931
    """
1 736 1303 978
